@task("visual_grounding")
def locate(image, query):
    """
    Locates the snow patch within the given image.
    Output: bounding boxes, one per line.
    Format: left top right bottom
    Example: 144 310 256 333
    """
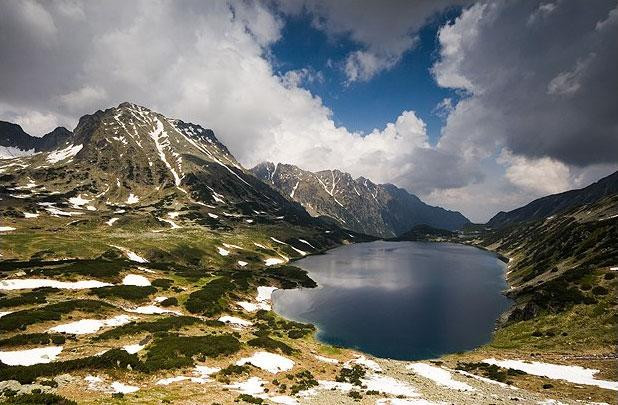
218 315 252 327
361 373 420 398
454 369 517 390
290 181 299 198
49 315 134 334
156 365 220 385
406 363 475 391
149 119 182 186
43 206 82 217
110 381 139 394
236 351 295 373
265 257 285 266
122 274 151 286
125 305 181 315
349 355 382 372
126 193 139 204
0 146 35 159
111 245 148 263
225 376 267 396
237 260 248 267
123 344 146 354
47 144 82 164
289 245 307 256
298 239 316 249
0 278 112 290
270 237 288 245
237 285 276 312
482 358 618 391
23 212 39 218
236 302 262 312
106 217 119 226
257 286 277 302
217 247 230 256
69 194 90 209
0 346 63 366
0 226 16 232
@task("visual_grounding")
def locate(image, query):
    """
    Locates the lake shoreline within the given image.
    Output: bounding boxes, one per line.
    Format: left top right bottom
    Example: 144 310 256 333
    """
273 240 511 362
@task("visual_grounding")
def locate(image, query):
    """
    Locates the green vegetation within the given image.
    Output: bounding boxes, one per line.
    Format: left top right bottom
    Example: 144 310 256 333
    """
456 362 525 384
152 278 174 289
288 370 319 395
247 336 296 355
218 364 250 376
144 334 241 370
464 197 618 353
7 257 131 280
94 316 201 340
0 349 142 384
159 297 178 307
347 391 362 400
235 394 263 404
263 266 317 289
0 300 114 331
0 392 76 405
1 333 241 383
184 277 234 316
254 310 315 339
336 365 366 386
0 333 65 347
0 288 58 309
90 285 157 301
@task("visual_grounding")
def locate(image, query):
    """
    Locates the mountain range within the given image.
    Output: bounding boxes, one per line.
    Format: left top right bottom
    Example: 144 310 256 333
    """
488 171 618 228
251 162 469 238
0 103 616 404
0 105 469 239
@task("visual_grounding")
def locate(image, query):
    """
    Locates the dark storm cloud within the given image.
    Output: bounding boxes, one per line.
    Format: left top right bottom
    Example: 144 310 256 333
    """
435 0 618 167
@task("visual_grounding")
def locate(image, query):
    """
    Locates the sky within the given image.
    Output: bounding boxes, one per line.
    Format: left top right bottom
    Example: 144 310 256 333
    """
0 0 617 222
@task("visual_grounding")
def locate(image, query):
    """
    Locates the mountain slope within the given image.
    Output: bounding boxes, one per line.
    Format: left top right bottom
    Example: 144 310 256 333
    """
472 193 618 351
0 103 319 227
488 171 618 228
251 162 469 237
0 121 72 158
0 104 615 405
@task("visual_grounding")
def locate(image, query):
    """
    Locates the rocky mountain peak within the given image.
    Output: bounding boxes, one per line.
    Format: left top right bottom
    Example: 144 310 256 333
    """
0 121 72 157
251 162 469 237
0 105 312 226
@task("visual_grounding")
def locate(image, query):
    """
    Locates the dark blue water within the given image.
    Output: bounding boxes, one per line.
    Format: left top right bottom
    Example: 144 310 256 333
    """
272 241 511 360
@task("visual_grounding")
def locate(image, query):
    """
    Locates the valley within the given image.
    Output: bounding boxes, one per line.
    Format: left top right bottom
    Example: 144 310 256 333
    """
0 104 616 405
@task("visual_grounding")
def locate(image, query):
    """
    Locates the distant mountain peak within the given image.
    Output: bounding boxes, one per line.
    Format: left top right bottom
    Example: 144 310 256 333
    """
251 161 469 237
0 120 72 158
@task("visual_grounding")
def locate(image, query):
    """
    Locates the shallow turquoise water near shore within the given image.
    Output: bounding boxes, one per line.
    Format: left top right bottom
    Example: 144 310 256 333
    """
273 241 511 360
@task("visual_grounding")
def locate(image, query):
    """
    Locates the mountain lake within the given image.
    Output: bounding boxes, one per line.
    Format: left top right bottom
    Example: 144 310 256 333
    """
272 241 512 360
